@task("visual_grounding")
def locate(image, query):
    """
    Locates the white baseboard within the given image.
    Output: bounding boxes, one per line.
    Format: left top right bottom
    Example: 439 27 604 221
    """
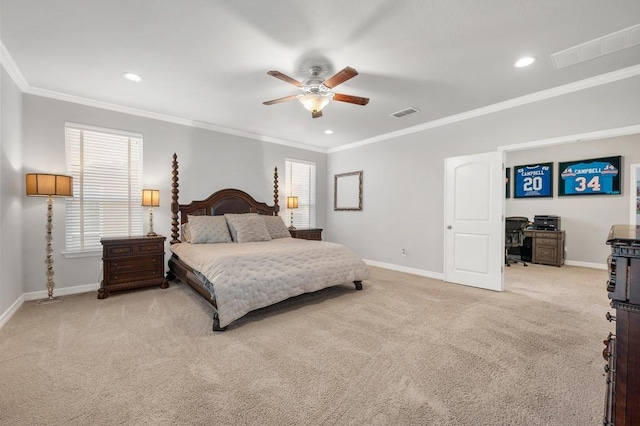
0 293 26 330
0 283 100 330
364 259 445 280
23 283 100 301
564 260 608 270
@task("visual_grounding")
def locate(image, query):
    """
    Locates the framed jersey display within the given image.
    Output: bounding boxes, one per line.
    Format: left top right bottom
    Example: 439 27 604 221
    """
513 162 553 198
505 167 511 198
558 156 621 196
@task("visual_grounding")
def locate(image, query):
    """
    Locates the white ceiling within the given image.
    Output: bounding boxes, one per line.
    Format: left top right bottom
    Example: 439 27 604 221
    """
2 1 640 151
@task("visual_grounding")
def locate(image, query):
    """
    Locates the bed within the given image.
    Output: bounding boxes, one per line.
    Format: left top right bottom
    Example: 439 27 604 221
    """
166 153 369 331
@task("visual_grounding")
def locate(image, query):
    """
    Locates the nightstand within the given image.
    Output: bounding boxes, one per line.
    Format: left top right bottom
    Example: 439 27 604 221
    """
98 235 168 299
289 228 323 241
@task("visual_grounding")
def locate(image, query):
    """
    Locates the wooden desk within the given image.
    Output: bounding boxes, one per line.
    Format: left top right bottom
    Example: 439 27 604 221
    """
523 230 565 267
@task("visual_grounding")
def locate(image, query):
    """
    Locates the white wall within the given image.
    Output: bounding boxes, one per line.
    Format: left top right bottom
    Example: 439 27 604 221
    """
327 75 640 274
0 66 24 315
21 94 327 293
506 134 640 265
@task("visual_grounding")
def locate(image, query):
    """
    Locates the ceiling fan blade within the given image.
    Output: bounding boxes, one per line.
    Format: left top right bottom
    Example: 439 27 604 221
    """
333 93 370 106
323 67 358 89
312 110 323 118
267 71 302 87
263 95 298 105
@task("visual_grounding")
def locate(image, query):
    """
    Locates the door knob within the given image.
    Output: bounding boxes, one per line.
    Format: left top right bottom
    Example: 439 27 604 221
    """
447 225 452 229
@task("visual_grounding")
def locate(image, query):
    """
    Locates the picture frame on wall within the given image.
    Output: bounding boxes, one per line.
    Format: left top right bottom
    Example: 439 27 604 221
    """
505 167 511 198
558 155 622 196
513 162 553 198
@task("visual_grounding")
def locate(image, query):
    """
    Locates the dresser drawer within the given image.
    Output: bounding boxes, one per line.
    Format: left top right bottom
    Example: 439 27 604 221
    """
107 241 163 257
107 266 164 285
107 255 163 273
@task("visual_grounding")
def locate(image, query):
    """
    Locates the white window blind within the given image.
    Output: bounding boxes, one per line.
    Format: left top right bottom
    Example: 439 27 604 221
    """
285 159 316 229
65 124 143 253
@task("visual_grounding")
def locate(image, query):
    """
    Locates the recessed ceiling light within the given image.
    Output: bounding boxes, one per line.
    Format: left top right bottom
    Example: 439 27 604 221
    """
324 130 333 135
123 72 142 82
514 57 536 68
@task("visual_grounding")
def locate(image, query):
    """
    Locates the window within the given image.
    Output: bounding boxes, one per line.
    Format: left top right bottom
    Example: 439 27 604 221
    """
65 123 143 254
285 159 316 229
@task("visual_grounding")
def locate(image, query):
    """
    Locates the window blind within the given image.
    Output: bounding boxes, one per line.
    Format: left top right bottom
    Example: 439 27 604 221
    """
285 159 316 229
65 124 143 253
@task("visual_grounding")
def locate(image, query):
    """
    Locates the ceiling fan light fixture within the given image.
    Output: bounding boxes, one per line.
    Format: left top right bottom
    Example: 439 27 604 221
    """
299 93 333 113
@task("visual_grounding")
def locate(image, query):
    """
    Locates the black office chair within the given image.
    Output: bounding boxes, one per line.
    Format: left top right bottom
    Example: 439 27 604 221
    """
505 216 530 267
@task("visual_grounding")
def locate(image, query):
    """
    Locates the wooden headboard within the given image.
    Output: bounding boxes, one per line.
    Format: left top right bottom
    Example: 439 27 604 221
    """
170 153 280 244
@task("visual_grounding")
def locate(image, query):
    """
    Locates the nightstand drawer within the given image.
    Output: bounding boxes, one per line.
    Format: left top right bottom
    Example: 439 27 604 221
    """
107 267 164 285
289 228 323 241
107 241 163 257
107 255 163 272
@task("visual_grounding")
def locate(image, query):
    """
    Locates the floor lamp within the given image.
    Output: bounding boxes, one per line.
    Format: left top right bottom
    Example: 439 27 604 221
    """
26 173 73 301
286 196 298 230
142 189 160 236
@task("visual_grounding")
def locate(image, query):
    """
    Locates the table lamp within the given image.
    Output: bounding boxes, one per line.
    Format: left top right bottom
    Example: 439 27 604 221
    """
286 196 298 230
142 189 160 236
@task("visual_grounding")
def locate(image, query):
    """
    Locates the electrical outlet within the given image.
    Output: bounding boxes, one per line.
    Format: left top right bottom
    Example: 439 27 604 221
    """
401 248 407 256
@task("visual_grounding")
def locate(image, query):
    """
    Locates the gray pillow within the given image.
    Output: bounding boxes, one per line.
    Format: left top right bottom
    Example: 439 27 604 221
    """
263 215 291 239
224 213 258 242
187 215 232 244
226 214 272 243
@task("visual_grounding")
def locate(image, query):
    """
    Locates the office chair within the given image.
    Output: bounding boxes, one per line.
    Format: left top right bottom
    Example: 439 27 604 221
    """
505 216 530 267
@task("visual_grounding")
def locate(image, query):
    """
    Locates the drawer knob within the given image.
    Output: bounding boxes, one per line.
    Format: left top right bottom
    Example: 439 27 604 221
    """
113 262 118 267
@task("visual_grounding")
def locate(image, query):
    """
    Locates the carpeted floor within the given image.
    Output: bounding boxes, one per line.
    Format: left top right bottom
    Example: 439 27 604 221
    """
0 264 611 425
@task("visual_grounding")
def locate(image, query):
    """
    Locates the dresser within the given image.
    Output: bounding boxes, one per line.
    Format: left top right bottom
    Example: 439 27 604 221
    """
603 225 640 426
523 230 565 267
98 235 168 299
289 228 323 241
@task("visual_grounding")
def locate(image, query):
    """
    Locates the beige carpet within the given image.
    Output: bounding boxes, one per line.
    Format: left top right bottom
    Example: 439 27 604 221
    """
0 264 611 425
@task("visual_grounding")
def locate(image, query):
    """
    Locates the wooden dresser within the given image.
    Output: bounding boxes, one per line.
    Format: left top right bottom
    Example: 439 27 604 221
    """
523 230 565 267
98 235 168 299
289 228 323 241
603 225 640 425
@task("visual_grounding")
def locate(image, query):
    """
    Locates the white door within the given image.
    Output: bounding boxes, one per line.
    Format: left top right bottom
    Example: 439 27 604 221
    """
444 151 504 291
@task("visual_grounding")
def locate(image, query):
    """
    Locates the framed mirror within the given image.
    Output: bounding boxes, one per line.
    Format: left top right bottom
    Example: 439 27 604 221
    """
334 171 363 211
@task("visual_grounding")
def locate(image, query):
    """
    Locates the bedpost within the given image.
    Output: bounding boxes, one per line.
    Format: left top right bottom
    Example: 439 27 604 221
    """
170 153 180 244
273 166 279 215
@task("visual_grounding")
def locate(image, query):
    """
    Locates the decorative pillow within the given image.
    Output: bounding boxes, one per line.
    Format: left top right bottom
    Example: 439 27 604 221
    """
181 223 192 243
187 215 232 244
263 215 291 239
225 214 271 243
224 213 258 242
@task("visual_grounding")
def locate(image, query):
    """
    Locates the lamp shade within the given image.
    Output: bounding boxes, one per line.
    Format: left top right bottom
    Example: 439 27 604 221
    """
299 93 333 113
141 189 160 207
26 173 73 197
286 196 298 209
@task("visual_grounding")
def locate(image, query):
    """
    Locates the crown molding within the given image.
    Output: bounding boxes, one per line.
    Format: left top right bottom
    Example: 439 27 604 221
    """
0 41 29 91
4 36 639 156
328 64 640 153
24 86 326 153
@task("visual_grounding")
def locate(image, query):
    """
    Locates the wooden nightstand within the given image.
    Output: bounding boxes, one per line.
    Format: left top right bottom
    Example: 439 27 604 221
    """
98 235 168 299
289 228 323 241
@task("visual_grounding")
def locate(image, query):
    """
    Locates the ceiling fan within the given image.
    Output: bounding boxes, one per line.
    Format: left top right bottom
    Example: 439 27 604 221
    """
263 66 369 118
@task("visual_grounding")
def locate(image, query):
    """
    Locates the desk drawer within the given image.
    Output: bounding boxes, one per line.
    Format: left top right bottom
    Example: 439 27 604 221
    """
535 232 558 239
536 238 558 247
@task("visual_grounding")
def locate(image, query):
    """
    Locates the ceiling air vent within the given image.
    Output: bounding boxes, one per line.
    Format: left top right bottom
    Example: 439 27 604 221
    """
551 23 640 70
390 106 420 118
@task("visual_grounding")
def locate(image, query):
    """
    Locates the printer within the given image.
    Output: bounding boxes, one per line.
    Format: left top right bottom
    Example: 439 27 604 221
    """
534 215 561 231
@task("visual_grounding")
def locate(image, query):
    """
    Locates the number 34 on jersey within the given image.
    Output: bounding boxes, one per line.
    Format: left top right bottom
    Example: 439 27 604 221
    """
560 161 618 195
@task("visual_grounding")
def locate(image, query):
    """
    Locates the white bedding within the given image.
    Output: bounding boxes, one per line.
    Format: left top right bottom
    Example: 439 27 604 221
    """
170 238 369 327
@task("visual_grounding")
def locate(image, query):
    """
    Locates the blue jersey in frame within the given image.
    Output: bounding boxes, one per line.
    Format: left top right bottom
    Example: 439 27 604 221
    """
514 164 553 198
560 161 619 195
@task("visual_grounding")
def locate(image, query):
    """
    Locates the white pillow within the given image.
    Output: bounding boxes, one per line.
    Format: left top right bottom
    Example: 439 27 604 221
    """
263 215 291 239
187 215 232 244
181 223 192 243
225 214 271 243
